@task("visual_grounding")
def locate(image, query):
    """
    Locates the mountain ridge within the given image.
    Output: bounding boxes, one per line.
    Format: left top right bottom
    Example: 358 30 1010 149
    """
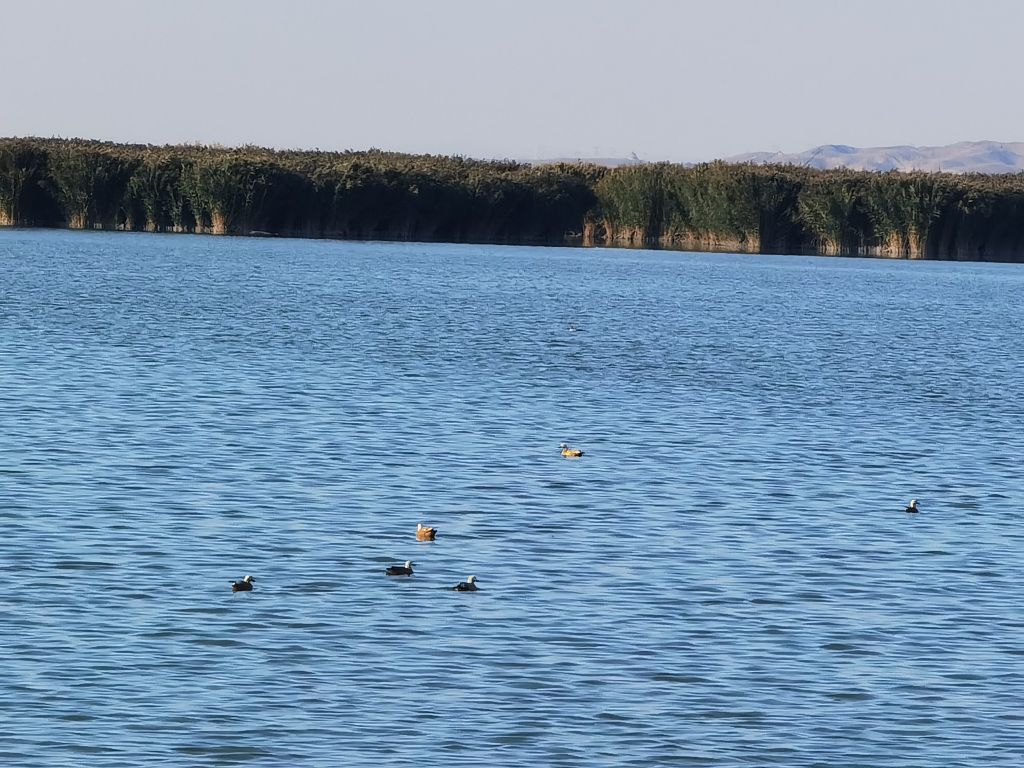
723 140 1024 174
527 142 1024 173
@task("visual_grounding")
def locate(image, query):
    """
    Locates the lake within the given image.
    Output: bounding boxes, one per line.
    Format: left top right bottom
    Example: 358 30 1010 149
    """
1 229 1021 767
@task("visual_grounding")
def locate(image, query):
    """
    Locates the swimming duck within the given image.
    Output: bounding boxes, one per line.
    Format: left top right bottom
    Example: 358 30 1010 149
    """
386 560 414 576
451 575 478 592
904 499 920 514
231 575 254 592
559 442 584 458
416 523 438 541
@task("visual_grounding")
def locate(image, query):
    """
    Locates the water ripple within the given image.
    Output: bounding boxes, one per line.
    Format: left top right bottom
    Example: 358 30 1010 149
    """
0 231 1022 766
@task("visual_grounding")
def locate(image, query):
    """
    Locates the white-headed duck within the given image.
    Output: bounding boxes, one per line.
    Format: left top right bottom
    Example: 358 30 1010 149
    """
231 575 254 592
386 560 414 576
451 575 478 592
905 499 920 514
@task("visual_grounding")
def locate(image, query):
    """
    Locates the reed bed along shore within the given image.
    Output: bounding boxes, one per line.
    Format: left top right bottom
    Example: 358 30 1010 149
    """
3 138 1024 261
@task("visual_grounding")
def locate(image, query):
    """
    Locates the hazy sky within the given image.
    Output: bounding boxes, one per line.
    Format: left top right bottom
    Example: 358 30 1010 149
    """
3 0 1023 162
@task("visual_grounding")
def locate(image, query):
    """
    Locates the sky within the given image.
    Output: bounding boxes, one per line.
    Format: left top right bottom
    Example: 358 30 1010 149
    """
3 0 1023 162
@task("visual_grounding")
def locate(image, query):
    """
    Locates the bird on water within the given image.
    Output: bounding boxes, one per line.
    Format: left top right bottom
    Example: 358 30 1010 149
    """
905 499 920 514
451 575 478 592
416 523 438 541
231 575 254 592
559 442 584 458
386 560 414 576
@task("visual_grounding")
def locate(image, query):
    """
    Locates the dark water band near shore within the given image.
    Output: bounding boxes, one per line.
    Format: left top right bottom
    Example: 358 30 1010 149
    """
4 137 1024 261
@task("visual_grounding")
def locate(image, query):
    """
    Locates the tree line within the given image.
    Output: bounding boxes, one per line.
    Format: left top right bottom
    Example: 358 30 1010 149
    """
3 138 1024 261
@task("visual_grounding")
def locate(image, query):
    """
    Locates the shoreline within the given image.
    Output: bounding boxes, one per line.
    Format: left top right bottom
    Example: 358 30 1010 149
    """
4 137 1024 264
3 223 1014 264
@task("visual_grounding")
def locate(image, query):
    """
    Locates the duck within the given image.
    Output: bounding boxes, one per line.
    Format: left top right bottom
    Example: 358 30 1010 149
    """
386 560 414 576
904 499 920 514
416 523 438 541
231 575 254 592
559 442 584 458
451 575 478 592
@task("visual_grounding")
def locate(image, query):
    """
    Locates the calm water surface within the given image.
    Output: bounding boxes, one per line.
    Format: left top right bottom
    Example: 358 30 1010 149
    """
1 230 1022 767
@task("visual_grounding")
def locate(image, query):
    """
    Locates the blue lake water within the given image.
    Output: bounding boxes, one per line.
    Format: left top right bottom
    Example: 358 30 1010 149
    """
1 229 1022 767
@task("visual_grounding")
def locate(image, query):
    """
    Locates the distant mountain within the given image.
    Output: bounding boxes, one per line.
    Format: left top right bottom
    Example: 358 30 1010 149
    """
725 141 1024 174
527 153 644 168
556 156 643 167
